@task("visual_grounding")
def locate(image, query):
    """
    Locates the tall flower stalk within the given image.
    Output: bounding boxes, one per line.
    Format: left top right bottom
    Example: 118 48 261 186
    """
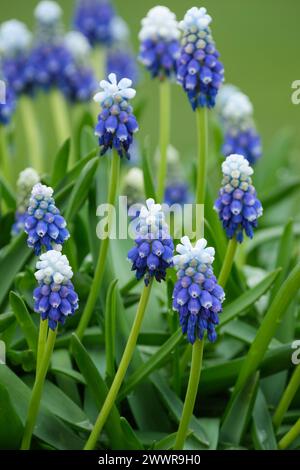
139 6 180 202
84 198 174 449
173 236 225 449
21 250 79 449
76 73 138 339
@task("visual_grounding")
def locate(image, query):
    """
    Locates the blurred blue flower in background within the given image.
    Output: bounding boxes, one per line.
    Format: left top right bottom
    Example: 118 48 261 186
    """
128 198 174 285
139 6 180 80
94 73 139 159
214 154 263 242
177 7 224 110
33 250 79 330
24 183 70 255
173 236 225 344
217 85 262 164
74 0 115 47
0 20 34 95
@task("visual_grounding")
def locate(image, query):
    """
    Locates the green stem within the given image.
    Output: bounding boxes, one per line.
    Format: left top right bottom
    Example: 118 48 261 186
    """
0 124 12 183
92 46 106 81
218 238 238 288
76 151 120 340
278 417 300 449
273 363 300 429
157 80 170 202
84 281 153 450
18 96 42 172
174 339 204 450
36 318 48 374
195 107 208 205
21 327 57 450
48 89 71 150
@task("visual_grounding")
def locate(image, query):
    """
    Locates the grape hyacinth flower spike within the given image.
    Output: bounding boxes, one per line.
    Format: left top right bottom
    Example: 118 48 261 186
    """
128 198 174 285
0 20 33 95
12 168 40 235
74 0 115 47
33 250 79 330
177 7 224 110
62 31 97 103
24 183 69 255
139 6 181 80
214 154 263 242
94 73 138 159
173 236 225 344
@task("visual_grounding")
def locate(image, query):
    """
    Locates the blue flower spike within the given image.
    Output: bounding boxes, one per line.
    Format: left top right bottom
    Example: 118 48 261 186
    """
27 1 73 90
177 7 224 110
94 73 138 159
217 85 262 165
33 250 79 330
128 198 174 285
24 183 70 255
12 168 40 236
139 6 181 80
214 154 263 242
74 0 115 46
173 236 225 344
62 31 97 103
0 20 33 95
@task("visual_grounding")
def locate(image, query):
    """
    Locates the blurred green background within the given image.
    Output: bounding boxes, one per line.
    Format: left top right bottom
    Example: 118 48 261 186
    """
1 0 299 156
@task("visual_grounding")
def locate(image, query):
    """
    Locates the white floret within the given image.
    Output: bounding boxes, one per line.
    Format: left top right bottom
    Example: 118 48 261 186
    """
0 20 32 56
222 154 254 180
31 183 54 200
173 236 215 268
93 73 136 104
35 1 62 24
64 31 91 63
139 6 180 41
180 7 212 33
35 250 73 285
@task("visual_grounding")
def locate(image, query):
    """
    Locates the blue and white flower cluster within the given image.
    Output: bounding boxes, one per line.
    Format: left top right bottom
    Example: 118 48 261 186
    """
0 20 33 95
27 1 73 91
173 237 225 344
74 0 115 46
24 183 70 255
217 85 262 165
12 168 40 236
34 250 79 330
94 73 139 159
128 198 174 285
0 79 16 125
177 7 224 110
62 31 97 103
214 154 263 242
139 6 180 80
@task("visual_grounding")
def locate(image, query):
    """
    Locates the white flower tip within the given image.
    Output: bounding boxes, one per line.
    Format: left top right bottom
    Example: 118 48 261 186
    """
17 167 40 188
35 250 73 285
180 6 212 32
139 5 180 41
31 183 54 199
64 31 91 61
94 74 136 104
111 16 130 43
0 20 32 55
35 0 62 23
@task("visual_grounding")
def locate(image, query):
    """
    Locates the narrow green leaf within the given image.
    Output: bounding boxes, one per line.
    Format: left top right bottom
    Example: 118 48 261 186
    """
64 157 99 222
245 224 300 254
0 175 16 210
151 374 209 447
120 418 144 450
0 366 84 449
220 372 259 445
119 329 183 401
80 125 98 157
0 384 23 449
230 263 300 402
220 268 281 327
251 388 277 450
260 178 300 209
105 279 118 381
71 333 125 449
142 138 156 200
0 233 32 307
9 292 38 355
270 220 294 304
51 138 71 187
0 312 15 332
